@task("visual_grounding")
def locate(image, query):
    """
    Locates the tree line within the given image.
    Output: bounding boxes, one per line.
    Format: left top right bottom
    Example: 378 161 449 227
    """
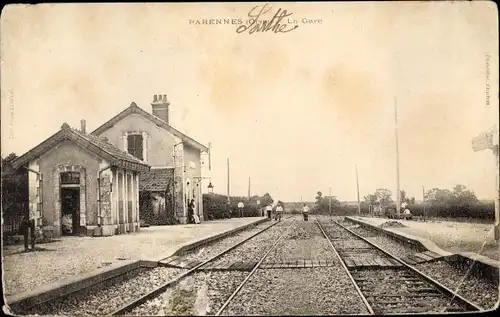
308 184 494 220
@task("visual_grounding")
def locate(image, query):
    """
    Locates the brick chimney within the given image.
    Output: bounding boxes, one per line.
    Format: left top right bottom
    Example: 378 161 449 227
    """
80 119 86 134
151 94 170 124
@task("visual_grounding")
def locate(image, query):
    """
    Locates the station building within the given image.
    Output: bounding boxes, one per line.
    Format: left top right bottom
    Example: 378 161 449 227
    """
11 122 150 237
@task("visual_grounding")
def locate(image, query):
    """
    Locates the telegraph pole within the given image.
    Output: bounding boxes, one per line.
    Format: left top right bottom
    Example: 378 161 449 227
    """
329 186 332 214
395 97 401 214
422 185 426 221
227 158 230 203
248 177 251 200
356 165 361 215
208 142 212 171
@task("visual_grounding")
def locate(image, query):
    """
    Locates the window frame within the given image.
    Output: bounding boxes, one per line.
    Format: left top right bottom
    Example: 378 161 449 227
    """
124 131 147 162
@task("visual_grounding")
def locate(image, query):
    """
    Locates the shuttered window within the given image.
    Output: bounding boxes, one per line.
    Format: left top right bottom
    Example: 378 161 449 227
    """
127 134 143 160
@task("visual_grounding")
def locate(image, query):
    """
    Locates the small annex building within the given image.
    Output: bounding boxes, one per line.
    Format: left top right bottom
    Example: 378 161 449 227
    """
11 122 150 238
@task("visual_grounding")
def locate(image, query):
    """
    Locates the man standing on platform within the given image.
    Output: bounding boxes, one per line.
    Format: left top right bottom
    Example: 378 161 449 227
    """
266 204 273 219
237 201 244 218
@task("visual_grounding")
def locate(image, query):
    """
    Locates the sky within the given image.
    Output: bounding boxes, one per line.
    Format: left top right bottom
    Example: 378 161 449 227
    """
1 2 498 202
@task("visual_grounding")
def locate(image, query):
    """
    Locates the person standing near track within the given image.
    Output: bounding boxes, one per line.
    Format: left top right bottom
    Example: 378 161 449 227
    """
302 203 309 221
275 204 283 221
265 204 273 219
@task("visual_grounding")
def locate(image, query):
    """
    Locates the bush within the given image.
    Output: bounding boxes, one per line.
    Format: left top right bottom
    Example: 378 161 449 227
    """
139 191 178 225
359 202 495 221
203 194 264 220
407 202 494 220
312 204 369 216
290 209 301 215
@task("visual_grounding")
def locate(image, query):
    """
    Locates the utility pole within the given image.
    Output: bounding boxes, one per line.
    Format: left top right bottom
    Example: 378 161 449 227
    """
422 185 426 221
329 186 332 214
356 165 361 215
395 97 401 214
208 142 212 171
227 158 230 203
248 177 251 200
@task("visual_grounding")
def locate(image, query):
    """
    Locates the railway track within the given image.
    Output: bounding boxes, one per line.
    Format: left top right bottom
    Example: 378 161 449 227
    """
111 216 296 315
214 219 297 315
317 219 485 314
214 217 370 316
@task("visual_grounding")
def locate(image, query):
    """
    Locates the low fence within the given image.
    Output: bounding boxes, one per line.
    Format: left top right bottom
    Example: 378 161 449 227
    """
2 203 27 235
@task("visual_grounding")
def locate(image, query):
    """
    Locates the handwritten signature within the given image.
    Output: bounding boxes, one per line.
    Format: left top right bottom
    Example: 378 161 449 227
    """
236 4 299 34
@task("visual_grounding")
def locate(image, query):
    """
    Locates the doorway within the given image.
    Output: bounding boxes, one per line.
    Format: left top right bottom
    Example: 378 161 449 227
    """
60 187 80 235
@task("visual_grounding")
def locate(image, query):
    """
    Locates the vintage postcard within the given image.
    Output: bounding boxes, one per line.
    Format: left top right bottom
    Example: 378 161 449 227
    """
1 1 499 315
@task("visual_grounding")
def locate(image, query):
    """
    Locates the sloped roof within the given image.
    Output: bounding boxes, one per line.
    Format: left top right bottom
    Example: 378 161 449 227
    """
12 123 150 172
91 102 209 152
139 168 174 192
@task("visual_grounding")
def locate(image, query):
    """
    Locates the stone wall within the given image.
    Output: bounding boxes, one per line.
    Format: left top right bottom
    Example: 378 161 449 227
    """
100 174 112 224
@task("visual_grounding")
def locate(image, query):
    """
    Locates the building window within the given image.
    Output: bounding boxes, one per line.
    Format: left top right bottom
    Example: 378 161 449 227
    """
61 172 80 185
127 134 144 160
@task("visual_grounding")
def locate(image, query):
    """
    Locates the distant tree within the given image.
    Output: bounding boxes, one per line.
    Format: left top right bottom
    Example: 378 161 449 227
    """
364 194 378 205
400 190 407 202
425 188 453 205
315 196 341 212
451 184 479 205
315 191 323 205
399 190 416 204
1 153 29 230
374 188 393 206
260 193 274 206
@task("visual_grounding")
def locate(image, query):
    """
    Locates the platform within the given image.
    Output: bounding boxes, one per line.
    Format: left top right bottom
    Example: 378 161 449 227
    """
2 216 266 299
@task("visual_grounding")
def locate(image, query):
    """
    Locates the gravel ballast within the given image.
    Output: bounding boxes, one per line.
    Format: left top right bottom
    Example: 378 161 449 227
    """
222 267 369 315
415 260 499 310
210 218 295 265
265 221 337 262
22 267 186 316
129 271 248 316
177 220 273 263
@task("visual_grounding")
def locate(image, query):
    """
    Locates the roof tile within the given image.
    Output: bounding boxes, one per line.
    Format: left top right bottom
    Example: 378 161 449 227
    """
139 168 174 192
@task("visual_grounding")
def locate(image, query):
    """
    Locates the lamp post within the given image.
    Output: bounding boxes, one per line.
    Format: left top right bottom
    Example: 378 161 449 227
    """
208 182 214 194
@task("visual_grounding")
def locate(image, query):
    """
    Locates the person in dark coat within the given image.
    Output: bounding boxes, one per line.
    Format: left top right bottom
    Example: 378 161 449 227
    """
29 219 36 250
19 216 31 252
188 199 195 224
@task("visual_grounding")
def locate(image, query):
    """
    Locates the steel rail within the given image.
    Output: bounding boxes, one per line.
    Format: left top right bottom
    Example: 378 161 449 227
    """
215 218 297 316
110 216 295 315
316 219 375 315
333 220 484 312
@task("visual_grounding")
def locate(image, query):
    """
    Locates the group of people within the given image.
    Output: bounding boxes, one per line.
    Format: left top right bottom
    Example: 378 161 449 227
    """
265 204 282 221
264 203 310 221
